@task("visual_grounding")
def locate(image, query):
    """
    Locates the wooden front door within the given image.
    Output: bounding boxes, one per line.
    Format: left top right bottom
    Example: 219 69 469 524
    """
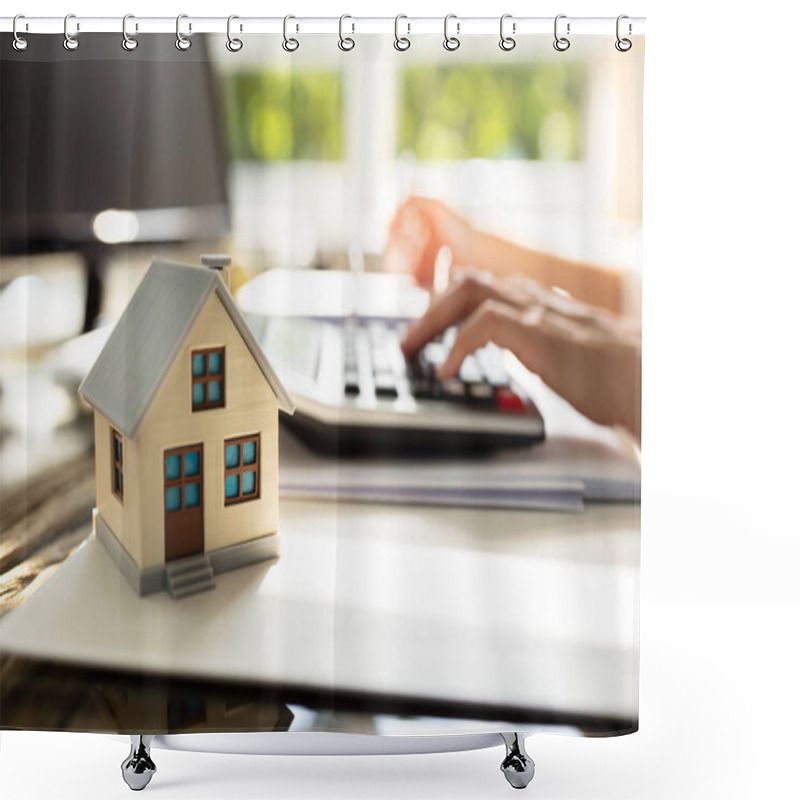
164 444 204 561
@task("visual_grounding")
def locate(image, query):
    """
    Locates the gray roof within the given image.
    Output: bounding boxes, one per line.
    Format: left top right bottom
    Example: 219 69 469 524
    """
79 259 295 438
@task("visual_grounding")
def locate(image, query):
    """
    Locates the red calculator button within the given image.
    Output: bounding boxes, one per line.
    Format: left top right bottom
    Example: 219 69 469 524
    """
496 387 526 412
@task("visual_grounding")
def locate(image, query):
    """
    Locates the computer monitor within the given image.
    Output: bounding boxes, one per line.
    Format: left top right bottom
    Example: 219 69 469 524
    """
0 33 229 330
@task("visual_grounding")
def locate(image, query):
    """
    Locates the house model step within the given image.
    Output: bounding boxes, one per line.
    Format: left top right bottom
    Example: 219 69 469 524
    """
165 554 216 599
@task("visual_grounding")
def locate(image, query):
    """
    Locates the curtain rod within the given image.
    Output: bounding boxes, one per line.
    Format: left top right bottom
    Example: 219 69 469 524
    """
1 16 645 37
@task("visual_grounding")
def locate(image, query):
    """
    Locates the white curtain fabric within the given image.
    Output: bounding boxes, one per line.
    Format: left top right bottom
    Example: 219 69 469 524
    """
0 30 642 741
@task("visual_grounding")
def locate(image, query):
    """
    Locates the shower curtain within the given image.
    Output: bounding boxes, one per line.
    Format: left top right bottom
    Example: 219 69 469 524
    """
0 20 643 749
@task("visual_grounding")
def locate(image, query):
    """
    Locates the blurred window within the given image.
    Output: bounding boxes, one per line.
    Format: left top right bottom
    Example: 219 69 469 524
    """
399 63 585 161
220 70 343 161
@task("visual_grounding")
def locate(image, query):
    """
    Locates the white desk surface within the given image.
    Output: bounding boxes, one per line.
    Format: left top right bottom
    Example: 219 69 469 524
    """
0 495 639 727
21 270 641 730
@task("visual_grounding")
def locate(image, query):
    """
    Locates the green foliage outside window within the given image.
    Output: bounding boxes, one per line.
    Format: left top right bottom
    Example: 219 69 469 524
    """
219 62 584 163
220 70 343 161
400 63 585 161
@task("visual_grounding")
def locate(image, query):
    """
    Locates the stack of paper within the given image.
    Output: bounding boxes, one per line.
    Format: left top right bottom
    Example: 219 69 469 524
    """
279 376 640 512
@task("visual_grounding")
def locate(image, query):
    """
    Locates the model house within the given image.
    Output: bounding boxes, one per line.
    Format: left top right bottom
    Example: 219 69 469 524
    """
79 257 295 598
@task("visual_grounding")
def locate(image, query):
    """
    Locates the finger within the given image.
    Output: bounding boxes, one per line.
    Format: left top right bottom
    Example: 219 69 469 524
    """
498 276 551 313
437 300 543 380
535 285 617 329
400 271 494 356
402 270 536 356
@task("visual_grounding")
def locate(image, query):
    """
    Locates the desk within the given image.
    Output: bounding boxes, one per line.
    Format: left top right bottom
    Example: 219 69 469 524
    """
0 439 638 736
0 268 639 738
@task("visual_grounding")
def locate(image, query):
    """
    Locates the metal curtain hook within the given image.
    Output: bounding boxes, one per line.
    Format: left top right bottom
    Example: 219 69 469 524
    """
338 14 355 51
122 14 138 51
227 15 243 51
615 14 632 52
394 14 410 51
499 14 516 51
12 14 28 51
282 15 299 52
63 13 79 51
553 14 570 52
176 14 191 50
443 14 460 51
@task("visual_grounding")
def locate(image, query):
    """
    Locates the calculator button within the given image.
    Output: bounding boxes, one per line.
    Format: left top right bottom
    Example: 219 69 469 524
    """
440 378 467 399
496 387 526 412
467 383 495 404
344 371 360 396
374 373 399 399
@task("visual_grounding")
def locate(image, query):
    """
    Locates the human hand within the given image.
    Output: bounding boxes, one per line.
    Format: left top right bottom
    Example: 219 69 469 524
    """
384 197 474 289
401 270 642 438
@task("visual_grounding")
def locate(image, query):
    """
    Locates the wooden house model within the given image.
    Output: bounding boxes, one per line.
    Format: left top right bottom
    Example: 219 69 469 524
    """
79 257 295 598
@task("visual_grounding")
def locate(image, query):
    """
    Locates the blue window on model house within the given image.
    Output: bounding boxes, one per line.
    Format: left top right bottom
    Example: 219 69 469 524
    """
224 434 260 505
111 429 124 500
191 347 225 410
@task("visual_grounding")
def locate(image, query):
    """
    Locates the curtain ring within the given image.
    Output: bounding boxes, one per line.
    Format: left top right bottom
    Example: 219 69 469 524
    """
338 14 355 51
553 14 570 52
63 13 79 51
12 15 28 51
282 15 299 52
227 15 243 52
394 14 411 51
122 14 138 51
615 14 632 52
443 14 460 51
175 13 191 50
499 14 516 51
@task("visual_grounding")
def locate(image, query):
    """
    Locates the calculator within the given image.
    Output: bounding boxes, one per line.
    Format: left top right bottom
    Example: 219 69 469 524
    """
248 315 545 456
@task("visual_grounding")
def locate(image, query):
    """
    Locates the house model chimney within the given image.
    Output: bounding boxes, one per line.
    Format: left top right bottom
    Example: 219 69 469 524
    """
201 254 232 289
